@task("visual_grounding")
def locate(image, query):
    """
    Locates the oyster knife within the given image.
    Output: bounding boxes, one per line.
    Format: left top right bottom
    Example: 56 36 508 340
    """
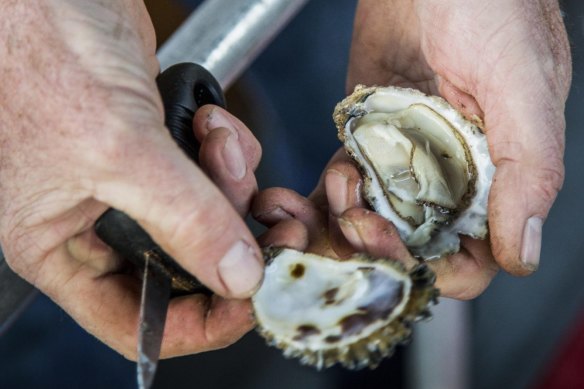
94 63 226 389
137 254 171 389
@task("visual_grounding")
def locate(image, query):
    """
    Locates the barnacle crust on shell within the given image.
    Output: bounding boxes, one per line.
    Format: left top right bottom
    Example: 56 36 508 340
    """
334 85 495 260
252 248 438 370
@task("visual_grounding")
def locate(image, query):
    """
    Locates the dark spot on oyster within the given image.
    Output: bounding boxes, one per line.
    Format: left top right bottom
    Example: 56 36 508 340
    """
290 263 305 278
325 335 342 344
339 313 371 337
338 274 405 337
293 324 321 341
441 152 451 159
323 287 339 305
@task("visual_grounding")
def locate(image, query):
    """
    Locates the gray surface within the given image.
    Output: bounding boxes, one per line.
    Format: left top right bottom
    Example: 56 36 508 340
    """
473 2 584 388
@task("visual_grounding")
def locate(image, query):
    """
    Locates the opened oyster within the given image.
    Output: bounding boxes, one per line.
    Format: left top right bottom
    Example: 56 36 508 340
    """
334 85 495 259
252 248 438 369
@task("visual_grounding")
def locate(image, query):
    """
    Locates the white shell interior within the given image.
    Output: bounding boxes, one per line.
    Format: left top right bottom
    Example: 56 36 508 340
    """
253 249 411 352
343 87 495 259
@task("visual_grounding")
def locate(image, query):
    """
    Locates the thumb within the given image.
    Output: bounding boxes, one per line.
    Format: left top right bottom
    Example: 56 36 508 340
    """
480 71 568 276
93 127 263 298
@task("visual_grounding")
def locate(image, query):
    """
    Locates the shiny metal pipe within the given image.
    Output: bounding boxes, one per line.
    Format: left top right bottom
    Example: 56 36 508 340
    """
157 0 310 89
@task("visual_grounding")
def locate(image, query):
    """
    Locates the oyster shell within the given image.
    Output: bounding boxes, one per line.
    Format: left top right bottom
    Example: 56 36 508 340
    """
252 248 438 369
334 85 495 260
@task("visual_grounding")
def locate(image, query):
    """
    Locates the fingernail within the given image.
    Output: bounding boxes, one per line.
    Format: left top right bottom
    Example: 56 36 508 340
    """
223 133 247 180
521 217 543 271
339 218 364 250
207 108 238 138
326 169 349 217
218 240 263 297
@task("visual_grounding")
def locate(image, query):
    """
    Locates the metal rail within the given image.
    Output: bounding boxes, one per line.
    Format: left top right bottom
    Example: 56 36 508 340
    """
158 0 310 89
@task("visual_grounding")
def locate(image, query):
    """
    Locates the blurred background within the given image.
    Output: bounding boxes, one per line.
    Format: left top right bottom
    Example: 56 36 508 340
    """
1 1 583 388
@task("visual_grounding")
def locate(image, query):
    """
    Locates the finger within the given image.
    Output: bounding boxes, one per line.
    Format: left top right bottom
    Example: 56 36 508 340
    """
479 69 568 276
427 2 571 276
328 218 354 259
323 159 364 218
426 237 499 300
338 208 418 269
92 127 263 299
257 219 309 251
324 160 364 258
308 148 358 205
38 245 253 359
198 127 258 216
66 228 124 275
161 294 254 358
292 149 363 258
253 188 330 256
193 105 261 171
253 188 322 228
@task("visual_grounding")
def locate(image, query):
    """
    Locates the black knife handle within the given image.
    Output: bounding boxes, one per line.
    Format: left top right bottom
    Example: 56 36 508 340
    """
95 63 226 295
157 63 226 162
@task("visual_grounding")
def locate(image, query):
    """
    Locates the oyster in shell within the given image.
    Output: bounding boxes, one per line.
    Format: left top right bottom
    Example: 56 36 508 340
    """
334 85 495 260
252 248 438 369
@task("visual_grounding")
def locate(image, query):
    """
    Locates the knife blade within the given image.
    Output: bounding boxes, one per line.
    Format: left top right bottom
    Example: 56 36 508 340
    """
94 63 226 389
137 253 171 389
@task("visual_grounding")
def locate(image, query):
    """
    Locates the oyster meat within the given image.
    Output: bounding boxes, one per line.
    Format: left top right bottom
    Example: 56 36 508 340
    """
334 85 495 259
252 248 438 369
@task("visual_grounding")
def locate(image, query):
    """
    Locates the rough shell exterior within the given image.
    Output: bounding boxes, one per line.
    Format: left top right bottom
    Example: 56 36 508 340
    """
252 248 438 370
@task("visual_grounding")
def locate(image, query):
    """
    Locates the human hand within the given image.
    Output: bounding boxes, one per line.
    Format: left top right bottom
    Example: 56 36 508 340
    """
346 0 571 279
0 1 262 358
255 0 572 299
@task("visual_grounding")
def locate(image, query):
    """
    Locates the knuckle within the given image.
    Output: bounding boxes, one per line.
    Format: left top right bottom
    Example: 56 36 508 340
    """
164 198 233 258
448 276 493 300
1 227 45 283
436 253 499 300
533 161 564 205
494 141 565 212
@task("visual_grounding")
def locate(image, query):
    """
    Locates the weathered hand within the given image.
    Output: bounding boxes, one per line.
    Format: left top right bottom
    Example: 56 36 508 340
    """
348 0 572 278
0 1 262 358
254 0 572 299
